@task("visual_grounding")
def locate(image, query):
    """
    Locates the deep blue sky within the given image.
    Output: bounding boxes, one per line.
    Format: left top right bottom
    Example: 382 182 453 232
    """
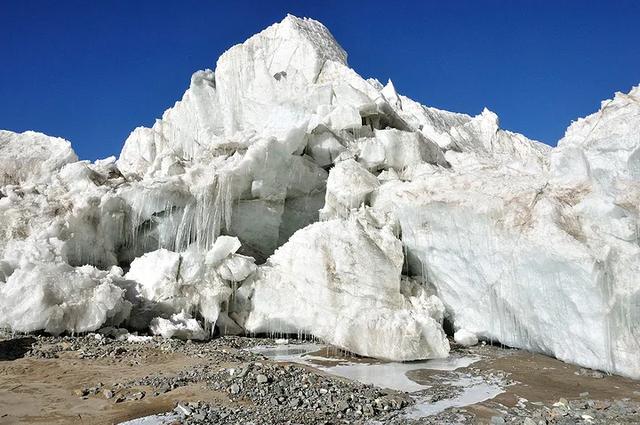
1 1 639 160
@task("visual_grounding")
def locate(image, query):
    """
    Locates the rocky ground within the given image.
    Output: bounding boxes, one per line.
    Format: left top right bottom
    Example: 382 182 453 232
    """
0 332 638 424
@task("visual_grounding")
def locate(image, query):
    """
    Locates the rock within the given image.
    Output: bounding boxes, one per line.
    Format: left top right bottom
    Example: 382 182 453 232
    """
490 416 506 425
256 374 268 384
175 403 192 416
593 400 611 410
192 412 206 421
230 383 240 395
363 404 375 416
103 389 114 399
289 397 300 407
74 388 88 397
335 400 349 412
128 391 145 400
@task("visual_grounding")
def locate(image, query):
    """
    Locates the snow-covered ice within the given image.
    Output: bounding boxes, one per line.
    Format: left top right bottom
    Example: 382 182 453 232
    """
0 15 638 378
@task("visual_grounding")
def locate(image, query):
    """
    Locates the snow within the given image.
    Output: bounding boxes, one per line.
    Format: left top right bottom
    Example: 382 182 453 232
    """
0 15 638 378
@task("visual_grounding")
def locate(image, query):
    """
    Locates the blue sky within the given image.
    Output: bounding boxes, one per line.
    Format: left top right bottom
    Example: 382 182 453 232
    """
1 1 639 160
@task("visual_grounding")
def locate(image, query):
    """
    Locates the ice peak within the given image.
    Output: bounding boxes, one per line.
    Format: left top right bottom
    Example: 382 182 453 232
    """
276 14 348 64
215 14 347 83
480 107 498 121
381 79 402 109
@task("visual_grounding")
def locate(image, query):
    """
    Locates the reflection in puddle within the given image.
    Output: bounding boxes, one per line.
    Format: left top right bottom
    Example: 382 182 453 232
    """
252 343 504 418
407 377 505 417
252 343 480 392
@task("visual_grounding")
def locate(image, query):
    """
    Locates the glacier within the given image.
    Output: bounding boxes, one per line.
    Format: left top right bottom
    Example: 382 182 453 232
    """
0 15 638 378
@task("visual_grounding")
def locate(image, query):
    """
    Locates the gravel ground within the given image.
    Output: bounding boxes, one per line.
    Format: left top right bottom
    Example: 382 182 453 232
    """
1 331 639 424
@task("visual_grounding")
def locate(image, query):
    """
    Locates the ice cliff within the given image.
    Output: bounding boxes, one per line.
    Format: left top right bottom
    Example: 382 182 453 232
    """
0 15 638 378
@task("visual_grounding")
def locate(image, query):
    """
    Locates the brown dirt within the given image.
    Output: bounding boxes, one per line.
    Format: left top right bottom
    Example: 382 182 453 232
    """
470 346 640 424
0 347 228 425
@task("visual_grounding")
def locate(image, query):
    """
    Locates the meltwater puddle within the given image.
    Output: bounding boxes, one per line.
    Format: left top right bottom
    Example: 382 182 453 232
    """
251 343 505 418
406 376 505 418
119 413 181 425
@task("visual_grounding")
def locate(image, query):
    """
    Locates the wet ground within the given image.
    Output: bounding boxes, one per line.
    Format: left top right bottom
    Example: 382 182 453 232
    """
0 333 638 424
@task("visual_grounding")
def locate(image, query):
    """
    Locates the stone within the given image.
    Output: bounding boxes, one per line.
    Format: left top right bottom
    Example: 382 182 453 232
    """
230 383 240 394
490 416 506 425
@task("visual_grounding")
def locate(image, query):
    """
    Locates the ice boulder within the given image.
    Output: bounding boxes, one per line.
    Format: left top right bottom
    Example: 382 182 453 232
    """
235 209 450 361
0 263 131 335
320 158 379 219
205 235 242 266
454 329 478 347
357 128 447 172
150 312 208 341
215 254 257 282
123 240 254 333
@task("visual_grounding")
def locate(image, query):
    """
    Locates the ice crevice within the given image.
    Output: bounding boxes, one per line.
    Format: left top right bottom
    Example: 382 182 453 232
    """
0 15 639 379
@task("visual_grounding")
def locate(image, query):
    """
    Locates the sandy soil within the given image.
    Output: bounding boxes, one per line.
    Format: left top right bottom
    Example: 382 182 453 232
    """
0 337 638 424
0 338 232 425
471 346 640 423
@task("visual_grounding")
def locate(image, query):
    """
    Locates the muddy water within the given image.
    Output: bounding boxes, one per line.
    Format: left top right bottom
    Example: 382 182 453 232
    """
251 343 505 418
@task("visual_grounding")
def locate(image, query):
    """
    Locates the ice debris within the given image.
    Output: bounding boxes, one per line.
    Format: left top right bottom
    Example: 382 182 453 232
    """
150 312 208 341
454 329 479 347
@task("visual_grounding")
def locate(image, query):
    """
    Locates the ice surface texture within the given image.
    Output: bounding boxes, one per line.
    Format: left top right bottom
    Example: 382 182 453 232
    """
0 15 638 378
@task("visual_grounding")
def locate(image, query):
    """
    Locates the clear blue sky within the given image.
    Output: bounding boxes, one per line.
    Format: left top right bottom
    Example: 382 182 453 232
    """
1 1 639 160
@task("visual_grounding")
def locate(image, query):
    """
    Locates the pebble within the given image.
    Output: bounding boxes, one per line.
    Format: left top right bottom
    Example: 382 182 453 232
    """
490 416 506 425
128 391 145 401
175 403 192 416
335 400 349 412
74 388 88 397
289 397 300 407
